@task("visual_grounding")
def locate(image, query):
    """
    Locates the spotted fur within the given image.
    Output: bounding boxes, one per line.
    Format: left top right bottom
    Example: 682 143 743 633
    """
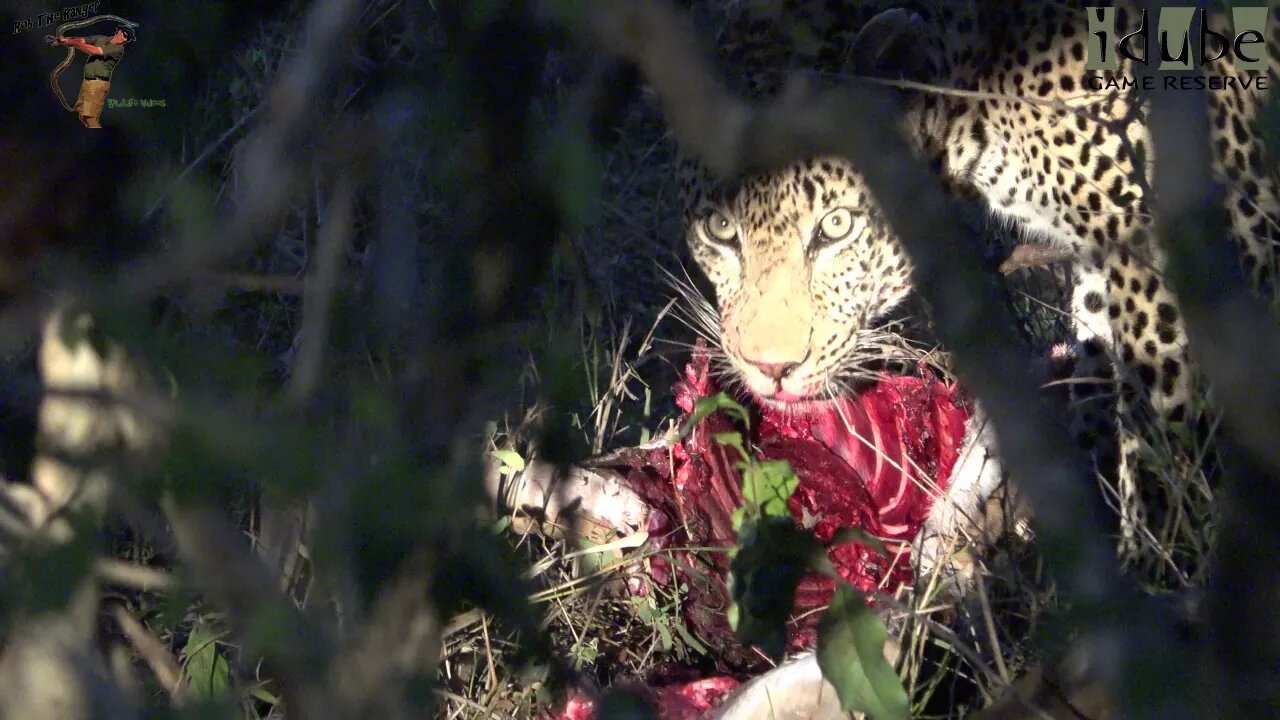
678 1 1280 547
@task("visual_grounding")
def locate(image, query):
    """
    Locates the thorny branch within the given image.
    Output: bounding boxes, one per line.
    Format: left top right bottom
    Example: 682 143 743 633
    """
590 1 1197 717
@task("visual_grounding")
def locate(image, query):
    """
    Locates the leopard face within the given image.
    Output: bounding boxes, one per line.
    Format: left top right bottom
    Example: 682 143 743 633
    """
681 156 913 404
680 0 1280 448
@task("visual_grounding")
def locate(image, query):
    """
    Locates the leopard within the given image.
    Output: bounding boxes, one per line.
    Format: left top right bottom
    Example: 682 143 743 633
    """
675 0 1280 569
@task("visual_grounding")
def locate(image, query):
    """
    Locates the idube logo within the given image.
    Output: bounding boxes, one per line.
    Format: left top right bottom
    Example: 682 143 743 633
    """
1085 6 1270 91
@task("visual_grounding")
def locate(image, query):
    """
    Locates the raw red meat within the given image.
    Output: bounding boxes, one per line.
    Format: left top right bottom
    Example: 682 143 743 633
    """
549 345 973 718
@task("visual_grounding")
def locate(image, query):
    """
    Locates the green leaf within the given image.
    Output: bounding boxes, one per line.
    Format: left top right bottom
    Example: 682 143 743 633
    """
830 527 890 557
817 586 910 720
741 459 799 519
182 621 234 701
711 431 743 447
679 392 751 438
728 517 826 660
249 685 279 705
547 125 604 234
490 448 526 475
656 620 674 651
711 431 748 457
574 538 609 576
673 620 709 656
633 597 655 623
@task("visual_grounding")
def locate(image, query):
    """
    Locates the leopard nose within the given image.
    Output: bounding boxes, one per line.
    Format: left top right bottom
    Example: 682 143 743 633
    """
746 360 800 381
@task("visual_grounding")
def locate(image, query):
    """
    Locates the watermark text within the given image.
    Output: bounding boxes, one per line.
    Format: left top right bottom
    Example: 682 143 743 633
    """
13 1 100 34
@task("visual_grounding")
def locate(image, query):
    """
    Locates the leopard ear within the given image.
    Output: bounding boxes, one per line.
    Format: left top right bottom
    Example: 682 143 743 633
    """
844 8 929 80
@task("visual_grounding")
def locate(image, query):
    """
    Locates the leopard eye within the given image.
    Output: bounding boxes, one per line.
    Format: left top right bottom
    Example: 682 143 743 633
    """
702 211 739 246
818 208 855 242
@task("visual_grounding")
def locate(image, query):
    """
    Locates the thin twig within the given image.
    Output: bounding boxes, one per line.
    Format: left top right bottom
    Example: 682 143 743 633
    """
287 174 356 405
973 574 1010 684
111 605 188 704
139 106 262 228
95 558 179 594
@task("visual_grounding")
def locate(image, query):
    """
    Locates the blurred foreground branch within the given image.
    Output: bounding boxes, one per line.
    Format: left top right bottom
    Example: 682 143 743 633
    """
1139 1 1280 713
0 306 160 720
